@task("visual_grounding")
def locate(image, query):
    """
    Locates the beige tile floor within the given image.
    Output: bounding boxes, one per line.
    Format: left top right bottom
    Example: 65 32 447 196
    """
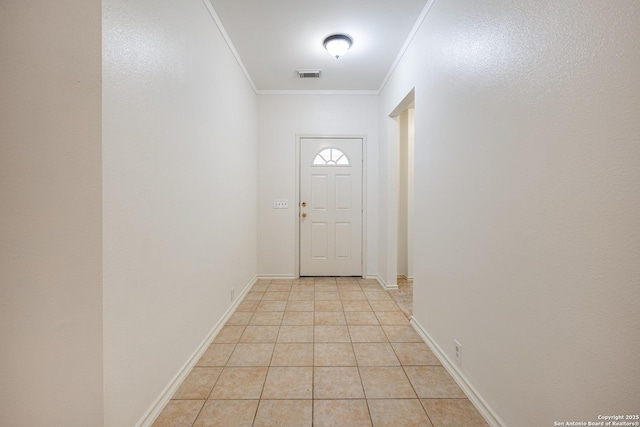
387 277 413 319
153 278 488 427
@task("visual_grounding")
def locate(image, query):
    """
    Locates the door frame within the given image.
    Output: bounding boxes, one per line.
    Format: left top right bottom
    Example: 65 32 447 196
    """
295 135 367 278
385 88 415 288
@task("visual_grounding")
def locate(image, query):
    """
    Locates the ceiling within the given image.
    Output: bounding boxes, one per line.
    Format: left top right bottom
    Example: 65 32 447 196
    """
208 0 429 92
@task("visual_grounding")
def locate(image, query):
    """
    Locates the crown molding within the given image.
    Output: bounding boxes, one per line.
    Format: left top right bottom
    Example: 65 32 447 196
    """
378 0 437 93
201 0 437 96
201 0 258 94
256 89 379 96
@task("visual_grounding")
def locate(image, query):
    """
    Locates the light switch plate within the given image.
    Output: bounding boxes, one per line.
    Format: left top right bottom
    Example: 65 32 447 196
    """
273 199 288 209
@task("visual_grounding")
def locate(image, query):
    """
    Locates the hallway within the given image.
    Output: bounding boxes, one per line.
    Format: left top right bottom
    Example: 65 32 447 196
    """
153 278 487 426
4 1 639 424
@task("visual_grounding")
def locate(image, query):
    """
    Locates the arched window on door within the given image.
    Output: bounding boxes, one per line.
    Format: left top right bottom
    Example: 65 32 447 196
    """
312 148 350 166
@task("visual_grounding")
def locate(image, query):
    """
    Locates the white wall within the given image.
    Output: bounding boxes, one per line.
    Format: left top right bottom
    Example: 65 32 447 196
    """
0 1 103 425
257 94 379 278
380 0 640 425
103 0 257 425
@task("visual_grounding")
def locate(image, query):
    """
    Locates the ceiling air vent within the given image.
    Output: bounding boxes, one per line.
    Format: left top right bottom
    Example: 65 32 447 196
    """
297 69 321 79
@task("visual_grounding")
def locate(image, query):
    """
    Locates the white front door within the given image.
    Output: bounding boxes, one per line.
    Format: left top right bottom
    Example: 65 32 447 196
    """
300 138 363 276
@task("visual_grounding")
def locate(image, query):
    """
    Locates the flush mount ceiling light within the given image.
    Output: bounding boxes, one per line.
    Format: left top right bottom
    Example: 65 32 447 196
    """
323 34 352 59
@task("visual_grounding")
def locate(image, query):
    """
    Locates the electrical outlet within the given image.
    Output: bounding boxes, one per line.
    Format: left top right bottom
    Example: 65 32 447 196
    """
454 340 462 364
231 287 235 302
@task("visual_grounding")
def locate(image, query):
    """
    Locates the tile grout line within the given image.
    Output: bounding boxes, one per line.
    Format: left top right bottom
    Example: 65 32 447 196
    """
158 277 435 426
252 278 271 426
311 282 316 426
189 398 206 427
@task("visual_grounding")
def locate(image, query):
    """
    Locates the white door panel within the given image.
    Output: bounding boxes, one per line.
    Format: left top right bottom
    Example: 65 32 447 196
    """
311 175 328 210
335 175 351 210
300 138 362 276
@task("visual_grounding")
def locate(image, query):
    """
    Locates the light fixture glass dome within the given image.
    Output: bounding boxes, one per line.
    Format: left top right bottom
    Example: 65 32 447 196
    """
323 34 352 59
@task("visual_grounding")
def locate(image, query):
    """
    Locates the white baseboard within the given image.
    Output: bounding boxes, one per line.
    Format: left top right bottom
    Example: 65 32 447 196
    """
256 274 297 280
136 275 257 427
410 318 505 427
368 274 398 290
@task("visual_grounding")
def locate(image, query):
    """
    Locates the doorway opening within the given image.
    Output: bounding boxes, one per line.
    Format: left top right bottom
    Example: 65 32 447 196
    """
394 105 414 317
387 89 415 316
397 106 414 281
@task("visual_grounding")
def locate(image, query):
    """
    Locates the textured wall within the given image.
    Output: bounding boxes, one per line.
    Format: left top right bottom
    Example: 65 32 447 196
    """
103 0 257 424
0 1 103 425
380 0 640 424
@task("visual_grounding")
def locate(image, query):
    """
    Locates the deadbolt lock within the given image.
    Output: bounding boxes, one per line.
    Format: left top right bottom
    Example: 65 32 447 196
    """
301 202 307 207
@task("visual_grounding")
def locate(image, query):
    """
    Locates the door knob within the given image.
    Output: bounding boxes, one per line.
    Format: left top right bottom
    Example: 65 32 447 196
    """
301 212 307 218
